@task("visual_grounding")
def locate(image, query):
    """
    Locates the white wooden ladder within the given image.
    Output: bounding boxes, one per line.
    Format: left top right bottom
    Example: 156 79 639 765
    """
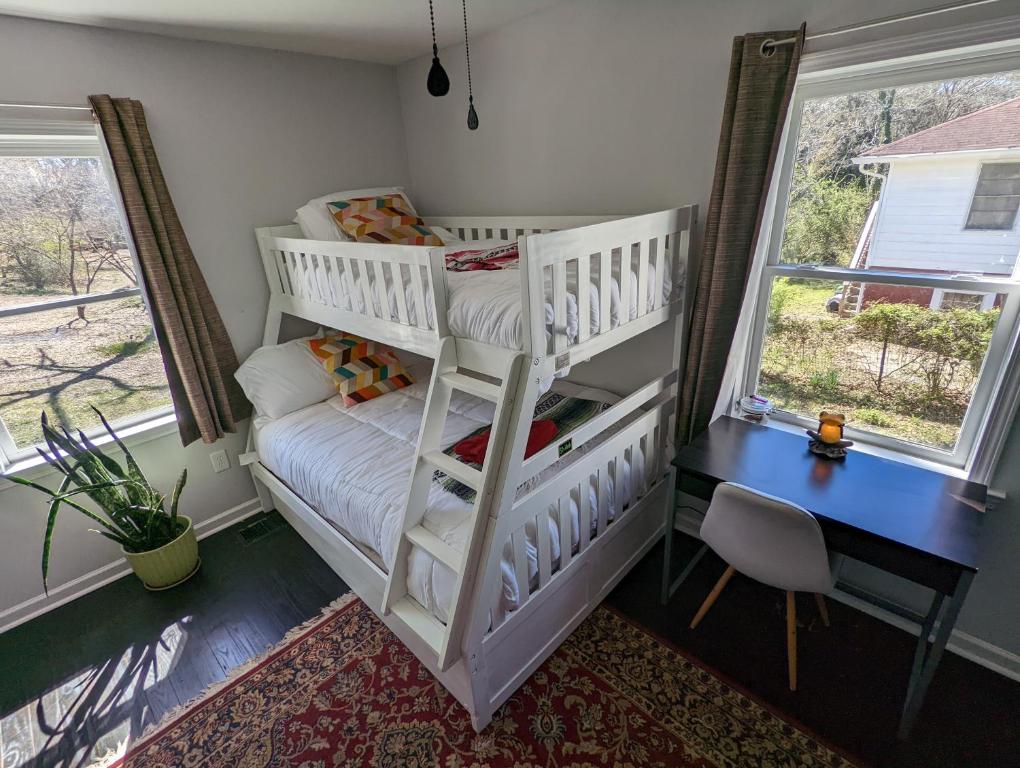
382 337 527 671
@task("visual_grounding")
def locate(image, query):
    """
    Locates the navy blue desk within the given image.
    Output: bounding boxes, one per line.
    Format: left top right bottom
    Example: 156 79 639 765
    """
664 416 984 739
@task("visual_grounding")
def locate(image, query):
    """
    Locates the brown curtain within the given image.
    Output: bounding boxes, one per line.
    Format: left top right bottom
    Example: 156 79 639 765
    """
676 26 805 445
89 95 250 446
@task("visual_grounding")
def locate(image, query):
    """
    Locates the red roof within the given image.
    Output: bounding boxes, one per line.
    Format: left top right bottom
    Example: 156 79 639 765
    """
859 96 1020 158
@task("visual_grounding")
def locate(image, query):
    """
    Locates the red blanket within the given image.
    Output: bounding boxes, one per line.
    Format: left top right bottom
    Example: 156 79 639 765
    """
453 419 557 465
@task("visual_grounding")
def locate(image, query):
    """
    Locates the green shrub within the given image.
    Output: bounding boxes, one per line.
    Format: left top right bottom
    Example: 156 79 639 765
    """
782 167 874 267
854 303 998 400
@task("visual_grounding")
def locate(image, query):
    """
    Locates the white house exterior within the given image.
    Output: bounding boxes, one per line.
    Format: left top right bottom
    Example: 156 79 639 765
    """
848 96 1020 311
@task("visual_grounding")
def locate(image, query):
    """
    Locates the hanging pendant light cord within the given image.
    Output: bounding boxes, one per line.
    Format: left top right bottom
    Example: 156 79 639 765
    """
429 0 439 55
462 0 473 105
426 0 449 97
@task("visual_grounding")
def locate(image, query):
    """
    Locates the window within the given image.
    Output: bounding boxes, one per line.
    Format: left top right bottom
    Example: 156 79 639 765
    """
739 49 1020 474
931 289 996 312
966 162 1020 230
0 115 172 468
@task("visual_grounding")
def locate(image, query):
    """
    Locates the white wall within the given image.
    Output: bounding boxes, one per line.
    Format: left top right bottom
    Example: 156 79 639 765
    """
870 155 1020 274
0 14 411 625
396 0 980 217
396 0 1020 661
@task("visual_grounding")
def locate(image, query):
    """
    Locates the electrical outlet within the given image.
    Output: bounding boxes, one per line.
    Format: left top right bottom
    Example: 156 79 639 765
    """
210 449 230 473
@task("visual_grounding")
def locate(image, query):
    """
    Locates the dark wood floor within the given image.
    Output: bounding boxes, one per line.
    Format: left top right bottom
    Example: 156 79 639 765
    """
1 513 1017 767
0 512 347 768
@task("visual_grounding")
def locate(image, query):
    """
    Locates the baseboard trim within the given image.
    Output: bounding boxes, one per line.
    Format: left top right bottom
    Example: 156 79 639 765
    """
827 587 1020 683
0 497 262 635
672 503 1020 684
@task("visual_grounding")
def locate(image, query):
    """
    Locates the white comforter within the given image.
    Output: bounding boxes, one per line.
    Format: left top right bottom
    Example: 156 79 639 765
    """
254 372 645 623
297 243 677 350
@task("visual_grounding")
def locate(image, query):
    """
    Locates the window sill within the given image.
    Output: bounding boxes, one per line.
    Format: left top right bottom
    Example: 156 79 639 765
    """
0 411 178 491
750 414 970 477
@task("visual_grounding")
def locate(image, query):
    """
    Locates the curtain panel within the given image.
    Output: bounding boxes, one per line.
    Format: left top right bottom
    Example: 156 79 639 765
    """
677 26 805 445
90 95 249 446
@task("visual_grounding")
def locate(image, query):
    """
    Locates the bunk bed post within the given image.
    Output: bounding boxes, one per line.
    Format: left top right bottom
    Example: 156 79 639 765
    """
247 229 288 515
256 228 286 346
667 204 697 451
520 234 546 363
460 358 542 729
427 247 451 336
458 231 545 730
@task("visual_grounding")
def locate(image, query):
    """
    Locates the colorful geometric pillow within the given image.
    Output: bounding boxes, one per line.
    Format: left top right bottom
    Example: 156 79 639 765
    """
306 331 414 406
326 194 444 246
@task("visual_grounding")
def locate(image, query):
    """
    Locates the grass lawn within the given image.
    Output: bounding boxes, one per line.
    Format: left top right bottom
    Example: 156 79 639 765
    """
771 279 838 319
0 275 172 452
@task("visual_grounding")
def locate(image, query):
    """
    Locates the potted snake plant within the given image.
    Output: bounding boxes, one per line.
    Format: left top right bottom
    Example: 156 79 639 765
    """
9 408 198 592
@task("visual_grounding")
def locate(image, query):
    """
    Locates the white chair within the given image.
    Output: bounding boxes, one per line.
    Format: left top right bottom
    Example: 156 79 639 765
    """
690 482 841 690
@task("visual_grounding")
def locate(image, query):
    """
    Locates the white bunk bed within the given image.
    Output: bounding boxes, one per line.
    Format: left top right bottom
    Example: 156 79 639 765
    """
244 206 695 730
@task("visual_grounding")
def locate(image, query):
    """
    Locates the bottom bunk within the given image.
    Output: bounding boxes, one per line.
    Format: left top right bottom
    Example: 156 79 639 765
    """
246 361 677 729
250 362 654 624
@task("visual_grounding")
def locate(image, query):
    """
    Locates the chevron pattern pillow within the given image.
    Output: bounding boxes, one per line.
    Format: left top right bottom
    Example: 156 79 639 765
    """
307 331 414 406
326 194 443 246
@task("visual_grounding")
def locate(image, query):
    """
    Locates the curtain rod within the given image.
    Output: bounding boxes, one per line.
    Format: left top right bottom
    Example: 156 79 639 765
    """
761 0 1002 54
0 102 92 112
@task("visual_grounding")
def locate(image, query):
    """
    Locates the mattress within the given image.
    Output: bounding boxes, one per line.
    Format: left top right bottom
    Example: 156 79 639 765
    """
253 368 647 623
296 241 680 351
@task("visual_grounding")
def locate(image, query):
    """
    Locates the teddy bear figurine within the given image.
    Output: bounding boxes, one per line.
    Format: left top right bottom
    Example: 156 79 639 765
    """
806 411 854 459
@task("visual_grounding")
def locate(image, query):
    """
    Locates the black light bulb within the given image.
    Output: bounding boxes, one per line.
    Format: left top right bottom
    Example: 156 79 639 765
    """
427 44 449 97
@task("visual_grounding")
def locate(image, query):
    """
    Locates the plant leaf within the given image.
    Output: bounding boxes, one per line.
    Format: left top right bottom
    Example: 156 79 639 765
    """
40 413 76 477
92 406 150 487
169 469 187 529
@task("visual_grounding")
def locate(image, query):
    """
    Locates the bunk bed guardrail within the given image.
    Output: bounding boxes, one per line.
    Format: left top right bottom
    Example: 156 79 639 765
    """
254 206 693 370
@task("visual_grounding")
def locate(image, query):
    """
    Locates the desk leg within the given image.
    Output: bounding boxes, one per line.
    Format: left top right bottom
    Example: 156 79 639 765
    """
897 571 973 739
661 470 710 604
660 466 678 604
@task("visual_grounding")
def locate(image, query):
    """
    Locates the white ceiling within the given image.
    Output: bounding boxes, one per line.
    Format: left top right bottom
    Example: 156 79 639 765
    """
0 0 567 64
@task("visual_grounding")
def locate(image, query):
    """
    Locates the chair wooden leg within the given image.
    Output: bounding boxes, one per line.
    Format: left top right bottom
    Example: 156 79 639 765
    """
690 565 735 629
814 593 830 627
786 591 798 691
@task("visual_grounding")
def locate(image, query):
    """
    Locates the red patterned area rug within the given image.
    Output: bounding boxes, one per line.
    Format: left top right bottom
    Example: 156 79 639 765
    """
107 594 860 767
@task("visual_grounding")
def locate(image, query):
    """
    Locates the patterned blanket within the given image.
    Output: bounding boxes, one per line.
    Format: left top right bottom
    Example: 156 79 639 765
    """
444 242 519 272
433 391 611 502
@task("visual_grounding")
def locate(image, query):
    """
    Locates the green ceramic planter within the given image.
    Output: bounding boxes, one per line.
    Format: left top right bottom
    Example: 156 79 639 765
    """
122 516 200 590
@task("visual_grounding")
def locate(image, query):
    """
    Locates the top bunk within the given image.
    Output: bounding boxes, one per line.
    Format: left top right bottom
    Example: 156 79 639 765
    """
255 206 695 378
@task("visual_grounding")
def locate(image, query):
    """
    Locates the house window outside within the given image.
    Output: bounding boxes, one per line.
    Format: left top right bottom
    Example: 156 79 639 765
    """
931 289 996 312
965 162 1020 230
741 56 1020 472
0 122 172 468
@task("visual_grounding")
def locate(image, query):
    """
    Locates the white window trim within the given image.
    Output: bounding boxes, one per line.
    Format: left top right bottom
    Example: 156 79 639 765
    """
964 161 1020 232
0 410 178 487
734 37 1020 482
0 115 176 470
929 288 997 312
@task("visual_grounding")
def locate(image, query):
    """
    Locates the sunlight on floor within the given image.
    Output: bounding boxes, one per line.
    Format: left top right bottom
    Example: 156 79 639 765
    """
0 619 188 768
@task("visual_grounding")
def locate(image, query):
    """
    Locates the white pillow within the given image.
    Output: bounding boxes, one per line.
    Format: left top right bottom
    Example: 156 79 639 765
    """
294 186 415 241
234 335 335 419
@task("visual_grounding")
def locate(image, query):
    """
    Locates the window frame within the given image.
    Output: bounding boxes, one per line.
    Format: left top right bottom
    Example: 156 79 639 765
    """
0 118 174 469
964 161 1020 231
737 43 1020 474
